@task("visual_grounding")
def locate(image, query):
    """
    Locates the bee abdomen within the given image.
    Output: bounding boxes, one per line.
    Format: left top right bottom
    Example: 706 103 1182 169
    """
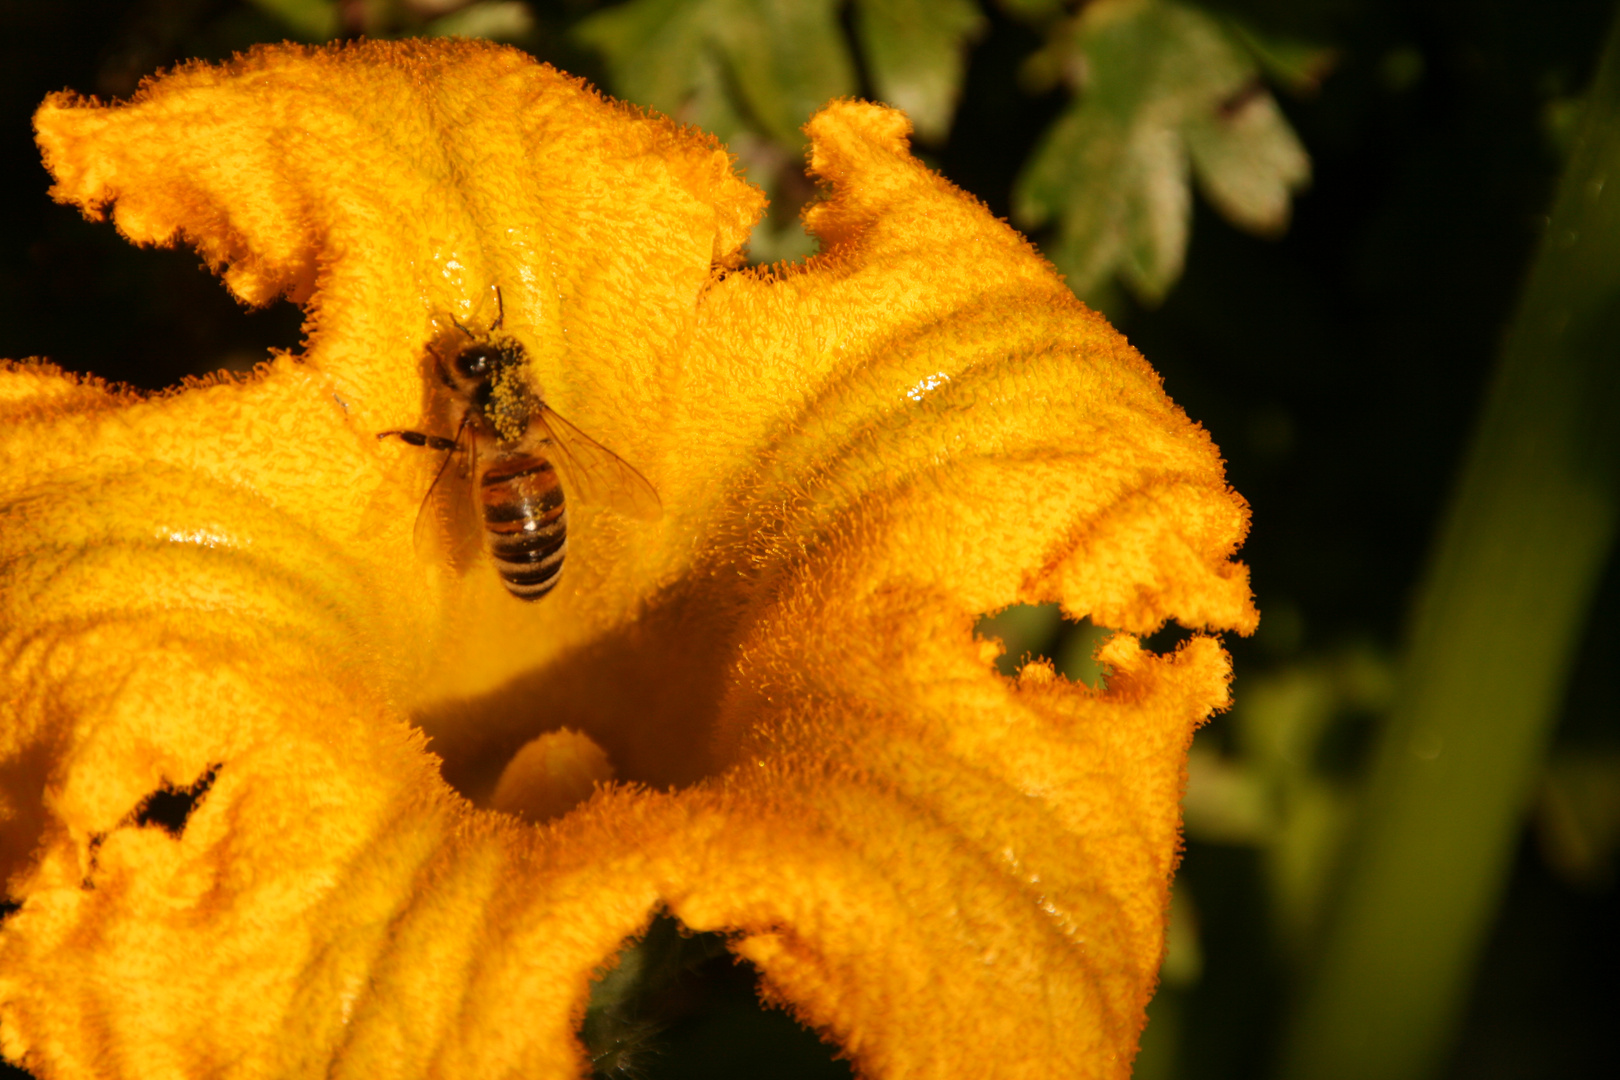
480 454 568 601
491 529 568 599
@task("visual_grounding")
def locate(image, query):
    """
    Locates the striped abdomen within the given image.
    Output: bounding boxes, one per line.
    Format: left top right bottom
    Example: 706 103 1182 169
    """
478 450 568 600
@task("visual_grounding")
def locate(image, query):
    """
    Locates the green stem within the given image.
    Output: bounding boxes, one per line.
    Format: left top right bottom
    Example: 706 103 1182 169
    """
1277 10 1620 1080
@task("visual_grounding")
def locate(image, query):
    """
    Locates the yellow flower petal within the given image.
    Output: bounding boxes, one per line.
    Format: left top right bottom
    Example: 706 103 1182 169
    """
1 39 1255 1080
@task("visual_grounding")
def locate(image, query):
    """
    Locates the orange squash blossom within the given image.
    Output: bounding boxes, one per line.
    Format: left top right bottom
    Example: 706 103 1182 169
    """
0 39 1256 1080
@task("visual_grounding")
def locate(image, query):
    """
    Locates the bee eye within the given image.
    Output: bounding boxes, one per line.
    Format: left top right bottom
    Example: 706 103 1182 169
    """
456 347 494 378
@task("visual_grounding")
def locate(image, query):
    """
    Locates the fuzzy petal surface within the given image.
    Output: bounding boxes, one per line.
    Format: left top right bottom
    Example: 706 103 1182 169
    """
0 39 1254 1080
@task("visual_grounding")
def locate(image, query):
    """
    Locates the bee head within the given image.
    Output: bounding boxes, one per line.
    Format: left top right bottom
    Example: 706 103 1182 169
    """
453 343 499 381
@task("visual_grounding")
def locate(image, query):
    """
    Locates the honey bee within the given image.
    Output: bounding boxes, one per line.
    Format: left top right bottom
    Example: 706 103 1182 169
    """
379 289 660 600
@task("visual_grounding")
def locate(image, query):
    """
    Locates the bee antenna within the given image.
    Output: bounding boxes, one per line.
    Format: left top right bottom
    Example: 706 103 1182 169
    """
490 285 505 332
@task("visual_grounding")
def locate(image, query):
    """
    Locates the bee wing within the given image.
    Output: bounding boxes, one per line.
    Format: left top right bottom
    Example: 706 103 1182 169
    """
535 405 663 521
412 419 484 572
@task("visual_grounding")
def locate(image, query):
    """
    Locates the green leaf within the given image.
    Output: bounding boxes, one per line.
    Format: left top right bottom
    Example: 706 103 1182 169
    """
424 1 535 42
574 0 740 139
1184 87 1310 237
1013 0 1309 304
576 0 855 148
247 0 339 40
722 0 855 146
1224 19 1338 96
853 0 985 142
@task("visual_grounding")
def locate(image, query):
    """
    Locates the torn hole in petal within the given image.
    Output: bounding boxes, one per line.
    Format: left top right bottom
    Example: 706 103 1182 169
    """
583 913 853 1080
974 603 1116 689
490 728 615 823
131 764 221 838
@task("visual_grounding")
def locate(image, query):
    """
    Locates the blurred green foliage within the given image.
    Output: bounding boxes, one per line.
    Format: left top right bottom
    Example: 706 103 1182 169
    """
1015 0 1313 304
257 0 1318 288
1 2 1617 1079
574 0 984 258
1278 15 1620 1075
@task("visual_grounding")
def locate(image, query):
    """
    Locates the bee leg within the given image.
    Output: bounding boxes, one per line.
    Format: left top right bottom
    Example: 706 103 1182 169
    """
489 286 504 331
377 430 459 452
